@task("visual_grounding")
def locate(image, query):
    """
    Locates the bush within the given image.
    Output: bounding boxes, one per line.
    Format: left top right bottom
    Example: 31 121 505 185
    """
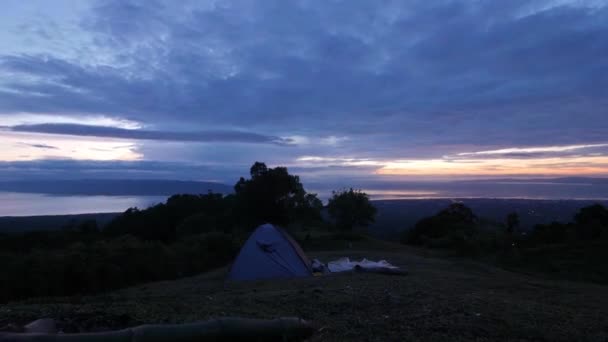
104 192 235 242
327 188 376 231
401 203 511 257
403 203 477 245
0 233 238 303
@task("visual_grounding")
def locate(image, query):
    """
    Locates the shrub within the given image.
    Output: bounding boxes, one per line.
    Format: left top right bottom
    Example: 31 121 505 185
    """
0 233 238 303
403 203 477 245
327 188 376 231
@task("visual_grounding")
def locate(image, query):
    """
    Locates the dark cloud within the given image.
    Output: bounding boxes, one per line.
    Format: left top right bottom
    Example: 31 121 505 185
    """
0 159 371 187
0 159 230 182
17 142 59 150
9 123 291 145
0 0 607 171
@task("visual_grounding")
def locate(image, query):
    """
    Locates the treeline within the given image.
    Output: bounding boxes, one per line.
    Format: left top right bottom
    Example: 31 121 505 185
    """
0 208 240 302
0 162 377 302
0 234 237 300
401 202 608 283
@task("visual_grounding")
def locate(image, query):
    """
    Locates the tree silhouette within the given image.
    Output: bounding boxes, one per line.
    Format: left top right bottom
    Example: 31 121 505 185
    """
404 202 478 245
574 204 608 226
234 162 322 228
506 212 519 234
327 188 376 231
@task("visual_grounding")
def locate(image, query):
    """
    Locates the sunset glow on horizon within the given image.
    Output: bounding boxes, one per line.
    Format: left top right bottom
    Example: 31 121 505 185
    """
377 156 608 177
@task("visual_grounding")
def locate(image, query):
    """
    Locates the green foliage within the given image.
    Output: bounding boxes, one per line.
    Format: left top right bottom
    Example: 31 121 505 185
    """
176 213 219 237
574 203 608 226
104 192 234 241
403 202 478 245
0 233 238 303
234 162 322 228
529 221 573 244
403 202 608 282
506 212 519 233
500 241 608 283
327 188 377 231
0 224 101 252
531 203 608 243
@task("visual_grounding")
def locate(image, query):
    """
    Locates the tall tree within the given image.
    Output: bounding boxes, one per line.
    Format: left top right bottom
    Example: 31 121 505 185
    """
327 188 376 231
234 162 321 228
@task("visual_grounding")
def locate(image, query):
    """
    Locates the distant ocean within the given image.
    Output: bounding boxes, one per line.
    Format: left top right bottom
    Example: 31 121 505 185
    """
1 180 608 216
314 180 608 201
0 192 166 216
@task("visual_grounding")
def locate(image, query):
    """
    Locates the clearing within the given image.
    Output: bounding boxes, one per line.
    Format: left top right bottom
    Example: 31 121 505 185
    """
2 241 608 341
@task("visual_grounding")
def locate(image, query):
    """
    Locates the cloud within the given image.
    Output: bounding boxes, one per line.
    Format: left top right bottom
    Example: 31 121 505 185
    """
2 113 142 129
452 143 608 159
377 156 608 177
0 0 607 181
8 123 291 145
0 159 230 182
17 142 59 150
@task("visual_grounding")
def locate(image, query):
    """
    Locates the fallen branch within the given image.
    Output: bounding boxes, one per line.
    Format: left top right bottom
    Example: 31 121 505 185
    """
0 317 313 342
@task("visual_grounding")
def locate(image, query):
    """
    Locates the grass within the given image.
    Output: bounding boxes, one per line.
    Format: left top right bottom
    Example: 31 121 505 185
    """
2 239 608 341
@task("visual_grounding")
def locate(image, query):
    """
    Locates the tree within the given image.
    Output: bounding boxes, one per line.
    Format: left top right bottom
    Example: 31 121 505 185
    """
574 204 608 239
404 202 478 245
438 202 476 224
234 162 322 228
574 204 608 226
103 192 236 241
327 188 376 231
506 212 519 234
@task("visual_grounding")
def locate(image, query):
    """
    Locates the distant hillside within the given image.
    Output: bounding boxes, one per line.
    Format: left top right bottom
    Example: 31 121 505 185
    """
0 179 232 196
0 213 119 233
369 198 608 239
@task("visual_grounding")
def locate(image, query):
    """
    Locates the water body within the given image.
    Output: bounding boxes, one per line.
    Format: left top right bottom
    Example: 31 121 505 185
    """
1 180 608 216
314 180 608 201
0 192 166 216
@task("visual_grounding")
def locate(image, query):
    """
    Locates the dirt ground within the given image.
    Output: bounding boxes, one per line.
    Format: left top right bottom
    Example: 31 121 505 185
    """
2 243 608 341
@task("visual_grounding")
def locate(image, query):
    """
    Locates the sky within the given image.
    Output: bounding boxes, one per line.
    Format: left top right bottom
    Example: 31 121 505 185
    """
1 0 607 187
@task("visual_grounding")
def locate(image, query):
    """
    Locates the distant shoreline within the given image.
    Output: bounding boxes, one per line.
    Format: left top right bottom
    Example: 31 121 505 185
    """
2 197 608 219
0 211 122 219
3 198 608 235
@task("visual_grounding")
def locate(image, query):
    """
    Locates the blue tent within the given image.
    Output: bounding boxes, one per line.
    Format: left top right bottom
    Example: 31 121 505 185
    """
228 224 312 280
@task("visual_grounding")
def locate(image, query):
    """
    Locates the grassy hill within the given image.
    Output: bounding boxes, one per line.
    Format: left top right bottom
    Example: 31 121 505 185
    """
2 239 607 341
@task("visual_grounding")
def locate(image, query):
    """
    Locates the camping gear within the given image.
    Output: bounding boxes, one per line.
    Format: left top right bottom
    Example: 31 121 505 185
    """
327 257 398 272
311 258 329 274
311 258 330 276
327 257 407 275
0 317 313 342
227 224 312 281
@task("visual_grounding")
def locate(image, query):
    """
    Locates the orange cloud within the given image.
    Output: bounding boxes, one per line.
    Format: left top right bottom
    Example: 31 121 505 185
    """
377 156 608 177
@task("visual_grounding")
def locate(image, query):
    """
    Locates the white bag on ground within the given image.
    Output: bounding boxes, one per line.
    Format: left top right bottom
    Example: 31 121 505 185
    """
327 257 399 273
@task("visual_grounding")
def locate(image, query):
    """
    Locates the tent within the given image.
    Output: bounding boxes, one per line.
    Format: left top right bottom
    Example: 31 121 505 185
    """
227 224 312 281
